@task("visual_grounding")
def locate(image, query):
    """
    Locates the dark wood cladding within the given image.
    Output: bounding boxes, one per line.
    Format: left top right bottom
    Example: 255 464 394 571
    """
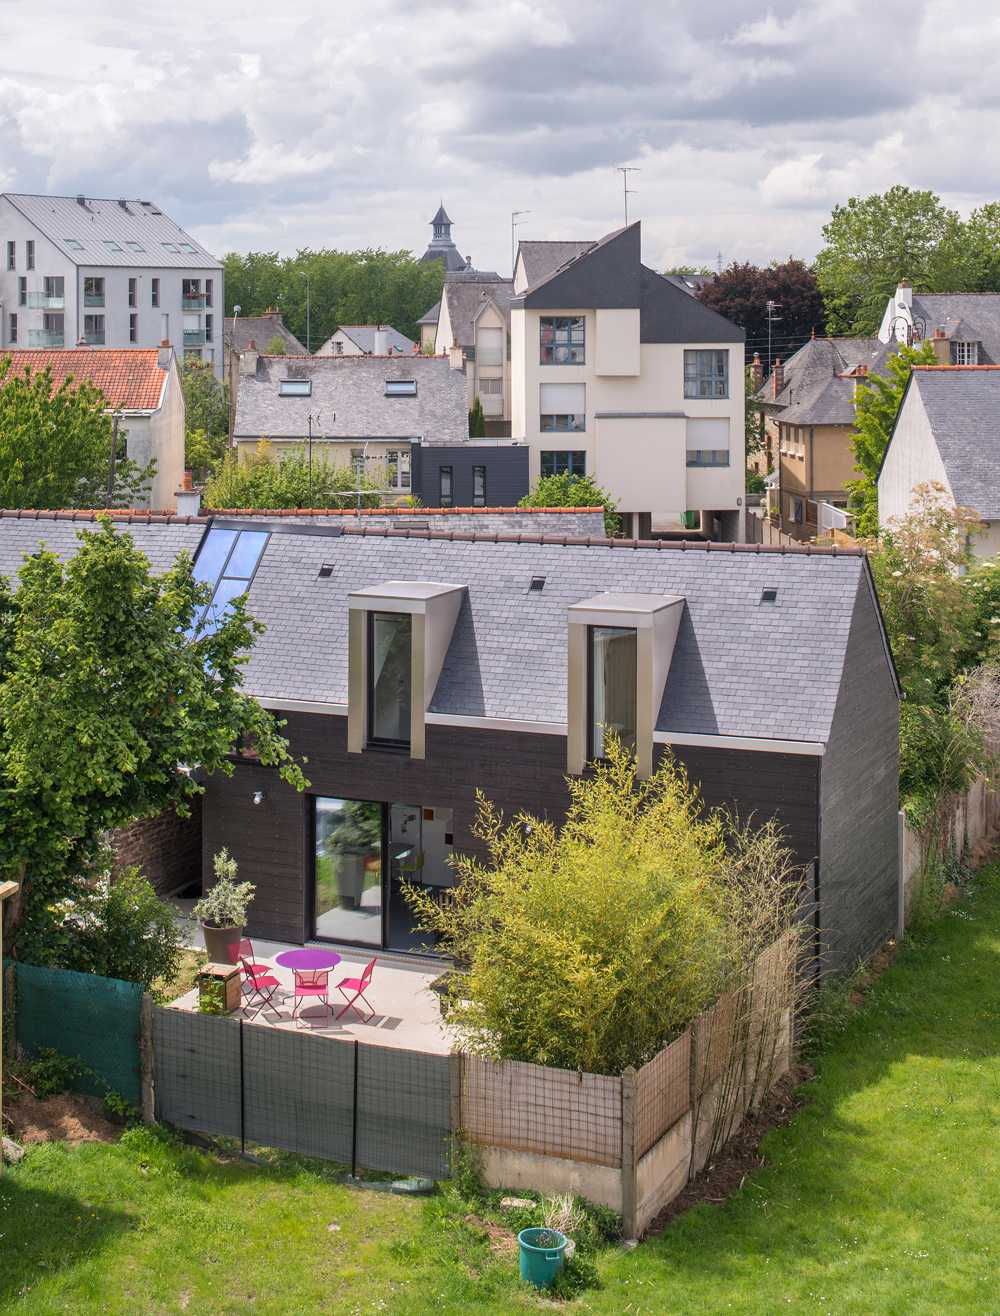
201 712 822 946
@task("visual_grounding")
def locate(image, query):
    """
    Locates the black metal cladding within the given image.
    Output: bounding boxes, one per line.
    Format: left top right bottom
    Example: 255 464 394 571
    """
411 444 529 507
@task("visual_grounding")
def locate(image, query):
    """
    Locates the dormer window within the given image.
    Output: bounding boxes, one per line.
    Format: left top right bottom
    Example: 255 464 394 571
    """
279 379 312 397
348 581 465 760
589 626 637 759
385 379 417 397
567 592 684 778
368 612 412 748
952 341 979 365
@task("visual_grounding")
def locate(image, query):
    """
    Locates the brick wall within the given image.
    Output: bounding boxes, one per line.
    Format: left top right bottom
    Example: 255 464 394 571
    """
111 798 203 897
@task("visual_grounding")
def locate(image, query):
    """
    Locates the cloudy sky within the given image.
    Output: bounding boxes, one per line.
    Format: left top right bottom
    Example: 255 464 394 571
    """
3 0 1000 275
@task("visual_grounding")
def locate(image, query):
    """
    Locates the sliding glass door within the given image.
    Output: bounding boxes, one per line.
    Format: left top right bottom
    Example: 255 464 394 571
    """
313 797 383 946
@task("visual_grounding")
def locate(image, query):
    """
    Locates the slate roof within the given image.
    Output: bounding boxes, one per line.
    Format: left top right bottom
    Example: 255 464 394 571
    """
0 514 891 743
0 517 203 579
2 194 219 269
517 240 596 289
416 301 441 326
440 277 515 347
331 325 415 354
902 367 1000 519
0 349 169 411
224 313 306 356
233 353 469 444
756 336 896 425
912 295 1000 362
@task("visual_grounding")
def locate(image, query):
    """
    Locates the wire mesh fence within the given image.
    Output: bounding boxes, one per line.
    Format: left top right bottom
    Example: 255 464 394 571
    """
9 959 143 1105
151 1006 453 1180
634 1031 691 1159
460 1055 623 1168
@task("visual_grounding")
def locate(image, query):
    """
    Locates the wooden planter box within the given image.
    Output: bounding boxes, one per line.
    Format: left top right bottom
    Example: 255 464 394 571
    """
197 963 242 1015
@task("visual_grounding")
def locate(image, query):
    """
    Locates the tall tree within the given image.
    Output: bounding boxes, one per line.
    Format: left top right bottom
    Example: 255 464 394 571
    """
181 357 229 481
0 358 151 507
847 339 936 535
815 187 958 334
223 248 445 345
696 259 824 362
0 519 306 956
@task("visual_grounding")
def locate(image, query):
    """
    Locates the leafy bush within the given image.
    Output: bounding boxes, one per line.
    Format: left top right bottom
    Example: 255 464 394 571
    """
204 441 381 509
519 473 621 536
10 1047 92 1098
746 470 767 495
407 740 801 1074
74 867 182 990
193 849 255 928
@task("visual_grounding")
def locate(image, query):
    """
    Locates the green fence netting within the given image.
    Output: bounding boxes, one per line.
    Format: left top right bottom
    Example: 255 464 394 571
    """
7 960 142 1106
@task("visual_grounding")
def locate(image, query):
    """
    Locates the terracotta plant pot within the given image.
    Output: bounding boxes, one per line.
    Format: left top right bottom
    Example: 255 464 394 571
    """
202 923 242 965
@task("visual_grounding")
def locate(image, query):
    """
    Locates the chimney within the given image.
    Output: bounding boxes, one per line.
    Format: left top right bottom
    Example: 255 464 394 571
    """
465 255 473 269
76 193 86 208
896 278 913 310
373 326 389 355
770 358 784 399
749 351 763 393
930 326 951 365
240 340 259 376
157 338 172 371
852 365 870 397
174 478 202 517
448 343 465 371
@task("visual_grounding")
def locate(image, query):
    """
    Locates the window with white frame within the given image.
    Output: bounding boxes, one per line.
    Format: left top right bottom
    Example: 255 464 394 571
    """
279 379 311 396
479 377 503 393
952 341 979 365
476 326 504 366
386 450 411 490
684 349 729 399
685 417 730 468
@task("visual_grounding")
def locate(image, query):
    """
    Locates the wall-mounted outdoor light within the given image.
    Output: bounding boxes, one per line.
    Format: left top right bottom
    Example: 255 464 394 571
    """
252 790 266 806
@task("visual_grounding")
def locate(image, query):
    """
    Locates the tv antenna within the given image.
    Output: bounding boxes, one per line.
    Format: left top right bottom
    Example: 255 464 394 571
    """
617 167 640 226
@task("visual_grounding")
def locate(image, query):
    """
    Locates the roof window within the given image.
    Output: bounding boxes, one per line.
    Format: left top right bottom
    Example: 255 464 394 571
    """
126 241 145 253
103 240 124 253
760 588 778 605
528 576 546 592
179 242 198 254
385 379 417 397
161 242 180 253
64 238 84 251
279 379 312 397
318 563 334 578
189 527 270 637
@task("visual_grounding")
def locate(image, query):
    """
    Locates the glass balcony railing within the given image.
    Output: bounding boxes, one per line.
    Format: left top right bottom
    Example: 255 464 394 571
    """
84 293 105 307
27 329 65 347
83 330 106 346
27 291 65 309
182 295 206 310
183 329 207 346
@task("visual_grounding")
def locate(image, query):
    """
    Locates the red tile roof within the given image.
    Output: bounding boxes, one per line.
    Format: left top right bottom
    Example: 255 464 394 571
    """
0 349 168 411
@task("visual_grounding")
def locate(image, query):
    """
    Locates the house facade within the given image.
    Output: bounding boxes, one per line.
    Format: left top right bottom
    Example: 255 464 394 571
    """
0 345 184 509
429 275 514 436
315 325 416 357
0 194 223 375
879 281 1000 363
0 512 901 976
878 365 1000 556
510 223 746 540
755 335 897 537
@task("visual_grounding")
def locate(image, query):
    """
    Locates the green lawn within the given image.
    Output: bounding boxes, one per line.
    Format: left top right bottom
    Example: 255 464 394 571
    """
4 865 1000 1314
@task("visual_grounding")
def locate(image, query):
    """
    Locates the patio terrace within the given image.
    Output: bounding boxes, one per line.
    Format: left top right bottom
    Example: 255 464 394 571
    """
170 905 453 1055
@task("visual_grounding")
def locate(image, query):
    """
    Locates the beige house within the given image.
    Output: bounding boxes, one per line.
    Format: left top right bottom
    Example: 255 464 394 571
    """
315 325 415 357
0 344 184 509
878 365 1000 557
755 335 897 537
231 347 468 499
510 222 746 539
430 275 513 435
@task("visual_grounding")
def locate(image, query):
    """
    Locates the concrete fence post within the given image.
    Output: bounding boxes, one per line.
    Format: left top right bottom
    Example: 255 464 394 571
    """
140 993 155 1124
620 1066 638 1239
897 809 907 941
449 1052 463 1170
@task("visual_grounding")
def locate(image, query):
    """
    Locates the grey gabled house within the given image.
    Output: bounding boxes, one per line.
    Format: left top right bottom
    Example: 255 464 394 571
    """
0 512 901 974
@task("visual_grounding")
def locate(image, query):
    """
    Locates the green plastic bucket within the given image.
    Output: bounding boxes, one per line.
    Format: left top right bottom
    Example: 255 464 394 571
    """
518 1227 568 1288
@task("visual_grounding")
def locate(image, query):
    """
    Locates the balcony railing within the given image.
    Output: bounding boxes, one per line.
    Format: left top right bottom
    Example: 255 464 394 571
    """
182 295 206 310
27 292 65 309
83 330 106 346
84 293 105 308
183 329 207 347
27 329 65 348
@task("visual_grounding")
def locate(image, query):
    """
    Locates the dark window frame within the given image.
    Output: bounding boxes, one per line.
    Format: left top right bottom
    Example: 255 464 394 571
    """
439 465 453 507
366 609 412 751
151 277 160 308
473 464 486 507
586 623 638 762
541 450 586 478
540 315 585 365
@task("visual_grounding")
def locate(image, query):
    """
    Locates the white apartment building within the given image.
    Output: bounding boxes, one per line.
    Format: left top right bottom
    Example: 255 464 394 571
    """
0 194 223 376
510 222 746 539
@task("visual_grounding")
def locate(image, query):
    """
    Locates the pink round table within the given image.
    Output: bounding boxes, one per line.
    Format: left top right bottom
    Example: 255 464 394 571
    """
274 948 342 971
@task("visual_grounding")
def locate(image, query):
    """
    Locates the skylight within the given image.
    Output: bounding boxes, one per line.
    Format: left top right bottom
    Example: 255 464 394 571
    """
179 242 198 254
529 576 546 592
64 238 84 250
385 379 417 397
161 242 180 253
760 588 778 605
279 379 312 397
126 241 145 253
190 527 270 637
103 240 124 252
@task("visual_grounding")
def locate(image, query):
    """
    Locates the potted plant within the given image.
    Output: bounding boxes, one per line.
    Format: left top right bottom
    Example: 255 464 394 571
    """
192 849 256 964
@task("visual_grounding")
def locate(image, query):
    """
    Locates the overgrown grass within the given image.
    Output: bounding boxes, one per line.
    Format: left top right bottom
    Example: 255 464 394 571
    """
4 864 1000 1312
